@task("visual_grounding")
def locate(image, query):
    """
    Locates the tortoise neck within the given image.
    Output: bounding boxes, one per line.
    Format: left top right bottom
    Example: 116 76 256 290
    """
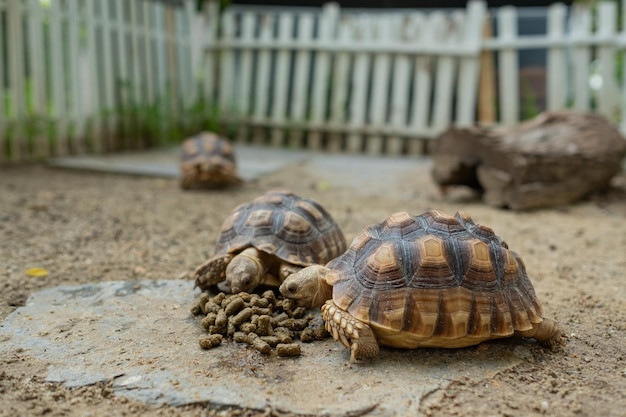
238 247 269 273
311 268 333 307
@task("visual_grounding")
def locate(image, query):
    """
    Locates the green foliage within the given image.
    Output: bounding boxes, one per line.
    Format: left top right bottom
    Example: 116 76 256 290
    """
520 79 540 121
109 78 224 149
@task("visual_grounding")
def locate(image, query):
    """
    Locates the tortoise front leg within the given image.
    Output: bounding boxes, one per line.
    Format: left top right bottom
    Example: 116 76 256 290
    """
321 300 379 362
278 262 302 280
194 253 233 291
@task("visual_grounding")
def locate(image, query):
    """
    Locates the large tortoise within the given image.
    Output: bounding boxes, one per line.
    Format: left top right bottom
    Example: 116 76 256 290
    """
194 190 347 294
280 210 561 362
180 131 243 189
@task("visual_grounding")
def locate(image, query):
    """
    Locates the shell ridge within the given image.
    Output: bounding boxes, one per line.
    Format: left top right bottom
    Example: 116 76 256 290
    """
444 236 466 287
432 290 446 336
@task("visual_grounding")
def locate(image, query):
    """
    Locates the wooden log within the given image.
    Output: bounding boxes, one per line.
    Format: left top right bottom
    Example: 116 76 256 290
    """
431 111 626 210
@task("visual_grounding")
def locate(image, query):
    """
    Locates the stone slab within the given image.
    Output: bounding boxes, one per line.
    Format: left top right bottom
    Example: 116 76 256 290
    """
0 280 524 416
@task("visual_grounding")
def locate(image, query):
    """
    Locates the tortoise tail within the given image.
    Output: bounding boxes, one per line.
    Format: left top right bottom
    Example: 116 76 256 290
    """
517 318 563 350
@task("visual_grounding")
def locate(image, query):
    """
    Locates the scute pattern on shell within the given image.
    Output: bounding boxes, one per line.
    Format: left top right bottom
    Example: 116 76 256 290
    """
179 132 241 188
215 190 347 267
326 210 544 348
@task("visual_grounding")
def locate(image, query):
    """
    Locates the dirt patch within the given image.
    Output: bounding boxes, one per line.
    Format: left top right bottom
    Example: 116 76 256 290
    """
1 161 625 417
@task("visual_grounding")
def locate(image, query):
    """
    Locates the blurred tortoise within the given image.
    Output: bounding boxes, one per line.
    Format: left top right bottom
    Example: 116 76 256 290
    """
280 210 561 362
194 190 347 294
180 131 243 189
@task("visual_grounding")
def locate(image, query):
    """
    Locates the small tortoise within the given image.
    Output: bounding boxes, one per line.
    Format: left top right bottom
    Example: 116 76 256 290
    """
280 210 561 362
194 190 347 294
180 131 243 189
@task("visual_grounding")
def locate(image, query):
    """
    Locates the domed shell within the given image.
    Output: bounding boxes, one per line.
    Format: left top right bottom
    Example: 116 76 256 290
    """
180 131 242 189
325 210 545 348
215 190 347 267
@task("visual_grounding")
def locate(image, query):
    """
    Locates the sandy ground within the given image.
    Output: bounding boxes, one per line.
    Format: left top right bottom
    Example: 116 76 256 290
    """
1 160 625 417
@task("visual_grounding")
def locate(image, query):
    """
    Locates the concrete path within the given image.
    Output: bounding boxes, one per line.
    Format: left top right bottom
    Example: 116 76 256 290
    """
47 144 430 197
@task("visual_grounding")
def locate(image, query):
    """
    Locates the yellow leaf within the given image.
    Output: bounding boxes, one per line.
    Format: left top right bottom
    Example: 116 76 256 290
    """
26 268 48 277
316 181 331 192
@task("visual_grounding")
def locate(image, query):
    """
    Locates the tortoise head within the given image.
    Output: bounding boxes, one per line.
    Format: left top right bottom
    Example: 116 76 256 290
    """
225 251 264 293
279 265 332 308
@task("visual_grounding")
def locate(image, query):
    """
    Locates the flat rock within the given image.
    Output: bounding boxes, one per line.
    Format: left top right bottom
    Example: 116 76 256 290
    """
0 280 524 416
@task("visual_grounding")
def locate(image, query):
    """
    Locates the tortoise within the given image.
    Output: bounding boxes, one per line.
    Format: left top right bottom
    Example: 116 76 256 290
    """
280 210 561 362
194 189 347 294
180 131 243 189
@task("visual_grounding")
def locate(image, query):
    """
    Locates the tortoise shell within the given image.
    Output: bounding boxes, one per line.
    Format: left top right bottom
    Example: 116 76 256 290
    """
215 190 347 268
325 210 545 348
180 131 242 189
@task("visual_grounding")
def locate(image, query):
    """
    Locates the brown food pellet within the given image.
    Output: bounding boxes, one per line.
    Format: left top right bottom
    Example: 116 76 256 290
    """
208 324 225 336
201 312 217 329
300 326 329 342
276 343 301 357
239 322 257 334
250 297 269 308
230 307 253 325
256 315 272 336
300 316 329 342
199 334 223 349
252 306 272 316
291 306 307 319
227 321 237 337
212 292 226 306
270 312 289 327
273 326 294 339
204 300 221 314
191 304 202 316
260 335 280 347
281 298 296 312
249 333 271 355
215 309 227 329
197 293 210 313
233 331 250 344
278 318 309 331
239 292 252 302
224 296 245 316
262 290 276 304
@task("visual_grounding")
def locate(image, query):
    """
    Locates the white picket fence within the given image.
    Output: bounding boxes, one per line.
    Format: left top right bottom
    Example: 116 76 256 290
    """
206 2 487 154
484 1 626 128
0 0 201 162
1 0 626 161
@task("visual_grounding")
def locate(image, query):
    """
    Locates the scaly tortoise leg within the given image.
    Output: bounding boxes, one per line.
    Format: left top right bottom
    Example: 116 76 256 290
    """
193 253 233 291
321 300 379 362
278 262 301 281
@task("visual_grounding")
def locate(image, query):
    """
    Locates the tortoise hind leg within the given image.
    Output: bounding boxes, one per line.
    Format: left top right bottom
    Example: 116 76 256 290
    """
517 318 563 349
194 253 233 291
321 300 379 362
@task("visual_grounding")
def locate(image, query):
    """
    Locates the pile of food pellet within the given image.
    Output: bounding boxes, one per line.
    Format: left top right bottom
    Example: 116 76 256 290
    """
191 289 329 357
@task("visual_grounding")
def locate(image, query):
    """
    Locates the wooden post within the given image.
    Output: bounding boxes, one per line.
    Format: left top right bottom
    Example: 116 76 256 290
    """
478 14 496 125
